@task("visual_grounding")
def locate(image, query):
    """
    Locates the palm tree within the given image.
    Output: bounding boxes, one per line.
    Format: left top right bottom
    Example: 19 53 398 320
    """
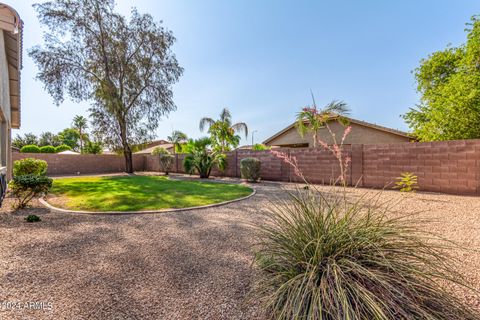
167 130 188 154
72 115 88 153
183 137 226 178
296 97 350 147
199 108 248 152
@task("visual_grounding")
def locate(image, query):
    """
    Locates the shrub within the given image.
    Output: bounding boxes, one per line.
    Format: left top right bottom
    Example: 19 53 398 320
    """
254 189 479 319
9 175 53 209
20 145 40 153
240 157 261 182
159 154 174 175
151 147 170 155
25 215 41 223
395 172 418 192
183 137 226 178
84 141 102 154
55 144 71 153
39 145 56 153
252 143 270 151
13 158 48 176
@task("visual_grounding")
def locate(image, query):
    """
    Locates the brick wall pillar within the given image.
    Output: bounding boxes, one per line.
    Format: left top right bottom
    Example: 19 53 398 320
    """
350 144 364 187
235 150 239 177
175 154 179 173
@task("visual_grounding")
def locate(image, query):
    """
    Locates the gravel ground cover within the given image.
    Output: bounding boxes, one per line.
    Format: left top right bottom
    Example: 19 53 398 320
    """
1 180 480 319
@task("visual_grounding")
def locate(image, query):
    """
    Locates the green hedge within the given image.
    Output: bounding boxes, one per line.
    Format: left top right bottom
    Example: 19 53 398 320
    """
55 144 71 153
39 145 56 153
20 145 40 153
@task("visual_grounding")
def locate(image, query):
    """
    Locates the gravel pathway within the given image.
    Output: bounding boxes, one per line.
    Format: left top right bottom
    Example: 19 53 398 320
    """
1 181 480 319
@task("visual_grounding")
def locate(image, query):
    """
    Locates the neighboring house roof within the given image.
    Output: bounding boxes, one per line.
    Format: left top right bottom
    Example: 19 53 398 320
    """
0 3 23 128
134 143 174 154
263 115 412 145
143 140 170 149
58 150 80 155
236 145 253 150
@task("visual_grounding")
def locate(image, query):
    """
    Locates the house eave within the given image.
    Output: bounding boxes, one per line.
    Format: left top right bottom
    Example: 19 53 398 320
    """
0 3 23 128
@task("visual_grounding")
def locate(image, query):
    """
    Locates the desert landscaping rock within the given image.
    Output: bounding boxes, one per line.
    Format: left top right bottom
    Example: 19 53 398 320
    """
1 183 480 319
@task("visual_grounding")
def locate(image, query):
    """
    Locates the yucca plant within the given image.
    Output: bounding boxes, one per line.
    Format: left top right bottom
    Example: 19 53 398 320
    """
254 189 479 320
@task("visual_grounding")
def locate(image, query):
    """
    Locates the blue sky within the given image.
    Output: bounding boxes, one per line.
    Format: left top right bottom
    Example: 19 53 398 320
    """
12 0 480 145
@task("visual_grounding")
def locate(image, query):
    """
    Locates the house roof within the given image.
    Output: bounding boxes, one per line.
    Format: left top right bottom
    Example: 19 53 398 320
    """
58 150 80 155
263 115 412 145
134 143 174 154
0 3 23 128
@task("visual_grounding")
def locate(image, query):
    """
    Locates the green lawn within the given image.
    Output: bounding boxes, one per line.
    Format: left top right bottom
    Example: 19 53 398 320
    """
48 175 253 212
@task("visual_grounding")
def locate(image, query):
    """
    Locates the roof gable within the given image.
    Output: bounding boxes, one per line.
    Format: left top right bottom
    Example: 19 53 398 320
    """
263 116 412 145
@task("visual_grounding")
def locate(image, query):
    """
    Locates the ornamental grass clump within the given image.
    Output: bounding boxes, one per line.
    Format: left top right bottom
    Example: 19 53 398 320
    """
254 189 479 320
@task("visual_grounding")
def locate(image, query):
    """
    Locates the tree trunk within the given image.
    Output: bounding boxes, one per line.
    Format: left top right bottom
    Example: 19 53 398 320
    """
124 148 133 173
119 118 134 173
79 129 83 153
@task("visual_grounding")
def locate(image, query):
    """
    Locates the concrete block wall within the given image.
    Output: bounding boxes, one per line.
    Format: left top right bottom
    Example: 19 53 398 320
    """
14 139 480 195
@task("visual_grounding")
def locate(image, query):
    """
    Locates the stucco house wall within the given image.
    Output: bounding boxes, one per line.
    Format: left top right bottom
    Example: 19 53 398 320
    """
0 4 22 185
264 120 411 147
0 30 11 171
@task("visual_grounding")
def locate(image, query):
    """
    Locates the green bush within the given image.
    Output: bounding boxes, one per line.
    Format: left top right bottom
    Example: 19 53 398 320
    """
13 158 48 176
25 215 41 223
252 143 270 151
39 145 56 153
84 141 103 154
240 157 261 182
55 144 72 153
183 138 226 179
151 147 170 155
159 154 174 175
9 175 53 209
254 189 479 319
20 145 40 153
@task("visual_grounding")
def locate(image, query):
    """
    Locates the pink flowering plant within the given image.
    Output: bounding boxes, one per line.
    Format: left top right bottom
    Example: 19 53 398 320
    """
292 96 352 185
256 98 479 320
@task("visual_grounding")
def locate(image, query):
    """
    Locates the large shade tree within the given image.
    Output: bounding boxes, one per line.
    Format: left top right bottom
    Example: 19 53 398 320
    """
199 108 248 152
29 0 183 172
403 16 480 141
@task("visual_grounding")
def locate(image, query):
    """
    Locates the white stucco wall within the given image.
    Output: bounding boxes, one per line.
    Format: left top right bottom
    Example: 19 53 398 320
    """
0 30 11 173
0 31 11 124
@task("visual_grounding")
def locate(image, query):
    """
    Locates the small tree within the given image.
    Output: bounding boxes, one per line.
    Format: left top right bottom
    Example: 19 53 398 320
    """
152 147 174 175
29 0 183 173
58 128 81 151
13 133 38 148
84 141 103 154
200 108 248 152
72 115 88 153
38 132 62 147
167 130 188 154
